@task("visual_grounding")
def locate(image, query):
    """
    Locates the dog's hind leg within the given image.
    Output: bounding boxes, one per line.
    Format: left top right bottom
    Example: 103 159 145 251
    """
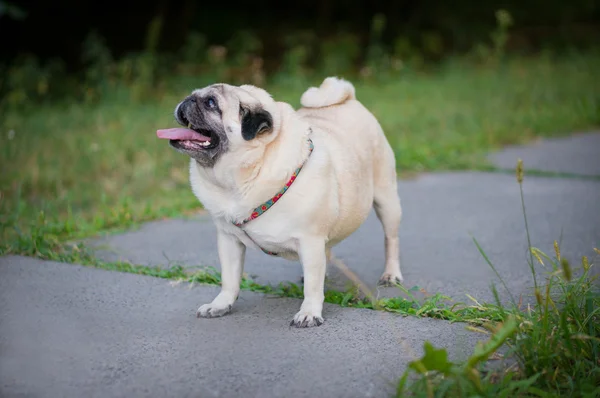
374 183 403 286
373 146 404 286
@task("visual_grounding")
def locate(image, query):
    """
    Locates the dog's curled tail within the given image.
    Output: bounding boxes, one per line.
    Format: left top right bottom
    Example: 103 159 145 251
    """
300 77 356 108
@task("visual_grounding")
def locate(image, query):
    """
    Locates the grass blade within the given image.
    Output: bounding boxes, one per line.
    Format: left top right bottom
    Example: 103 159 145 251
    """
472 236 517 307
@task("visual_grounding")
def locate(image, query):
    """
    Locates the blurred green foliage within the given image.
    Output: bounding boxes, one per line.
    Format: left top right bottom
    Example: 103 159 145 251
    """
1 8 599 252
1 7 597 110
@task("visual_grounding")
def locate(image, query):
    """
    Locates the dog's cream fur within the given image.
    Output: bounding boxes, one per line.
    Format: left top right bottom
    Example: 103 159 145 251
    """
173 77 403 327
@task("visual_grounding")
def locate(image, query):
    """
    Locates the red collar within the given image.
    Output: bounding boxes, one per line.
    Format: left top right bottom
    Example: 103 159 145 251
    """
233 138 314 227
232 138 315 255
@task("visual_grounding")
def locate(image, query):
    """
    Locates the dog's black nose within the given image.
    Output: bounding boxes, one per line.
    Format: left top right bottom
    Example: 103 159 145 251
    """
176 97 195 125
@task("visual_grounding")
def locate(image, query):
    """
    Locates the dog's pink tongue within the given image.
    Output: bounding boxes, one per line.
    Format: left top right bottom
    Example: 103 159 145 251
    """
156 128 210 142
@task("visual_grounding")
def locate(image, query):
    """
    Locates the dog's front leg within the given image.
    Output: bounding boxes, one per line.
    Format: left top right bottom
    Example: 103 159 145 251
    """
291 237 326 328
197 230 245 318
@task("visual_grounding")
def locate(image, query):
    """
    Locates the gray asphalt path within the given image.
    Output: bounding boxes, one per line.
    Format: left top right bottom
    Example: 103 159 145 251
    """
488 131 600 176
92 171 600 304
0 256 485 398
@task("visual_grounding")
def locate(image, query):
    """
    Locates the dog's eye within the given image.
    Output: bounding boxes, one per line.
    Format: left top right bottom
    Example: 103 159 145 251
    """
205 97 217 109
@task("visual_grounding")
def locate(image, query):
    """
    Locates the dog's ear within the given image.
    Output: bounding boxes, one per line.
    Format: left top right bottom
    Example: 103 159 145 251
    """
239 85 273 103
240 107 273 141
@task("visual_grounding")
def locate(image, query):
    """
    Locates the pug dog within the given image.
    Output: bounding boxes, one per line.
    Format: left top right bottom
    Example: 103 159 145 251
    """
156 77 403 328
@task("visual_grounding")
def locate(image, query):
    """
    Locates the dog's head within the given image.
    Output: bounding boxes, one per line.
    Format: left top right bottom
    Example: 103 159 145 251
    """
157 83 281 167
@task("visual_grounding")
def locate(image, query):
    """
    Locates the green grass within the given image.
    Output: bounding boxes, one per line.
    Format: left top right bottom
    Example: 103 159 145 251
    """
395 164 600 398
2 53 600 251
396 251 600 398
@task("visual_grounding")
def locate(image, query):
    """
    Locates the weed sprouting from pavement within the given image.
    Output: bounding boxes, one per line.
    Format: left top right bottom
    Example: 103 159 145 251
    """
395 160 600 397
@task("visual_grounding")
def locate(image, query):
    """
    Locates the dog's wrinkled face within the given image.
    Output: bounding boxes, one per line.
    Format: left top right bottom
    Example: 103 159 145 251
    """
157 84 275 167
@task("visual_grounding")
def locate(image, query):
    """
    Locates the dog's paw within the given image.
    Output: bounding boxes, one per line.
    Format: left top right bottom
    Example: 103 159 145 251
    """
378 272 404 287
196 303 232 318
290 311 324 328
